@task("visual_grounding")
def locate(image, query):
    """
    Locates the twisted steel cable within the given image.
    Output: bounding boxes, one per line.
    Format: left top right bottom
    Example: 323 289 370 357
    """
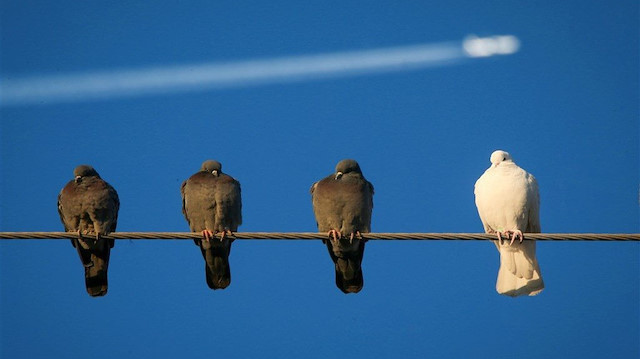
0 232 638 241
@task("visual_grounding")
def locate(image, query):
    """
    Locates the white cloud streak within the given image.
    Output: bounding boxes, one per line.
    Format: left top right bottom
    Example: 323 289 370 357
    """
0 36 518 106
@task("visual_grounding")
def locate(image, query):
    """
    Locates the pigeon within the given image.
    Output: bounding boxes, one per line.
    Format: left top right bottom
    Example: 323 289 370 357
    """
181 160 242 290
474 150 544 297
310 159 374 294
57 165 119 297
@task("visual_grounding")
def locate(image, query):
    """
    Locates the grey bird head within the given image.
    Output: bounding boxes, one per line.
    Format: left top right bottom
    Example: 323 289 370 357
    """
73 165 100 183
334 159 362 180
201 160 222 177
490 150 513 167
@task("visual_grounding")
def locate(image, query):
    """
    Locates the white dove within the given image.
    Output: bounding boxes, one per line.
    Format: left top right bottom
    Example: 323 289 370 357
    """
474 150 544 297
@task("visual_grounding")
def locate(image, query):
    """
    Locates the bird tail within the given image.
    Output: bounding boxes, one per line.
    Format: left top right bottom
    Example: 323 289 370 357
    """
73 237 110 297
495 240 544 297
334 257 364 294
201 241 232 290
327 240 366 294
85 244 111 297
84 252 109 297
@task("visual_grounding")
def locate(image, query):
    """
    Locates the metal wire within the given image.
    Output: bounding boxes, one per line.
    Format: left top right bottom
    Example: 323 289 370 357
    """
0 232 638 241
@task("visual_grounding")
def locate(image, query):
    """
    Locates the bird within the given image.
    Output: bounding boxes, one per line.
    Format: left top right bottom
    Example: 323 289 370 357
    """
181 160 242 290
310 159 374 294
474 150 544 297
57 165 119 297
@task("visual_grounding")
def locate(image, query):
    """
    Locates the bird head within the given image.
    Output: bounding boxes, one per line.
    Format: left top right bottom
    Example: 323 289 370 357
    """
335 159 362 180
73 165 100 183
490 150 513 167
201 160 222 177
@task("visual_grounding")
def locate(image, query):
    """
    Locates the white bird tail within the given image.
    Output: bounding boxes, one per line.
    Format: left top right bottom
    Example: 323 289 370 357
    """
495 240 544 297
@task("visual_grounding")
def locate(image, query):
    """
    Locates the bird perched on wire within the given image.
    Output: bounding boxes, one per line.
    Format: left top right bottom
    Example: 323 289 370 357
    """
181 160 242 290
58 165 119 297
474 150 544 297
311 159 374 294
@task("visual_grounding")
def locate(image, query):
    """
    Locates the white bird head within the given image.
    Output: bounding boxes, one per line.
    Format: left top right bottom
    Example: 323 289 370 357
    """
490 150 513 167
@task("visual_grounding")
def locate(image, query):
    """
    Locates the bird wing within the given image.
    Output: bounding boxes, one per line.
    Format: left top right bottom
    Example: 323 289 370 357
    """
180 179 191 227
214 174 242 230
526 174 541 233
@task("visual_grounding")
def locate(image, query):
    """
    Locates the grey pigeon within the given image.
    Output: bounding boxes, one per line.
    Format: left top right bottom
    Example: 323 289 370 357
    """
310 159 374 294
474 150 544 297
58 165 119 297
181 160 242 290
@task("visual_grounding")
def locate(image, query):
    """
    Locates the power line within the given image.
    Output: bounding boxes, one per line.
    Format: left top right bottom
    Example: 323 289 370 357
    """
0 232 638 241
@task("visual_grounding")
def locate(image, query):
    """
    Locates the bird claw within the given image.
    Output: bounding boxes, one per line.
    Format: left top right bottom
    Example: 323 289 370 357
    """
509 230 524 245
201 230 214 241
93 233 104 250
219 230 234 241
75 230 94 267
200 229 213 249
201 230 214 249
348 231 363 244
77 231 91 250
328 229 342 242
496 231 523 245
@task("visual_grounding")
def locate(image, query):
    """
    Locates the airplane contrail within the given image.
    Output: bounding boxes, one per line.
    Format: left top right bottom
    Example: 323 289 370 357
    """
0 35 519 106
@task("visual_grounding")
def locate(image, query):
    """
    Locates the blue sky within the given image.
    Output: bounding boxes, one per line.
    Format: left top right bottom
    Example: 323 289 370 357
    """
1 1 638 358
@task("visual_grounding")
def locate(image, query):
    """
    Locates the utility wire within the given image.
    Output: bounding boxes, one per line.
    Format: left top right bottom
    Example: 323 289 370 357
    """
0 232 638 241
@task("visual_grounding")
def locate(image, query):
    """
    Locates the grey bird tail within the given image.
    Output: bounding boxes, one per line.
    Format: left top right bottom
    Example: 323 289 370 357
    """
72 237 111 297
334 257 364 294
201 242 232 290
84 246 110 297
327 241 366 294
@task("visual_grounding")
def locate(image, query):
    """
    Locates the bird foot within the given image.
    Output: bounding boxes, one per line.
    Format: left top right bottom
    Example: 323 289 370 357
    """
202 230 214 241
93 233 104 249
218 230 234 241
201 230 214 249
75 230 94 268
328 229 342 242
349 231 363 244
77 230 91 249
496 230 523 245
509 230 524 245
